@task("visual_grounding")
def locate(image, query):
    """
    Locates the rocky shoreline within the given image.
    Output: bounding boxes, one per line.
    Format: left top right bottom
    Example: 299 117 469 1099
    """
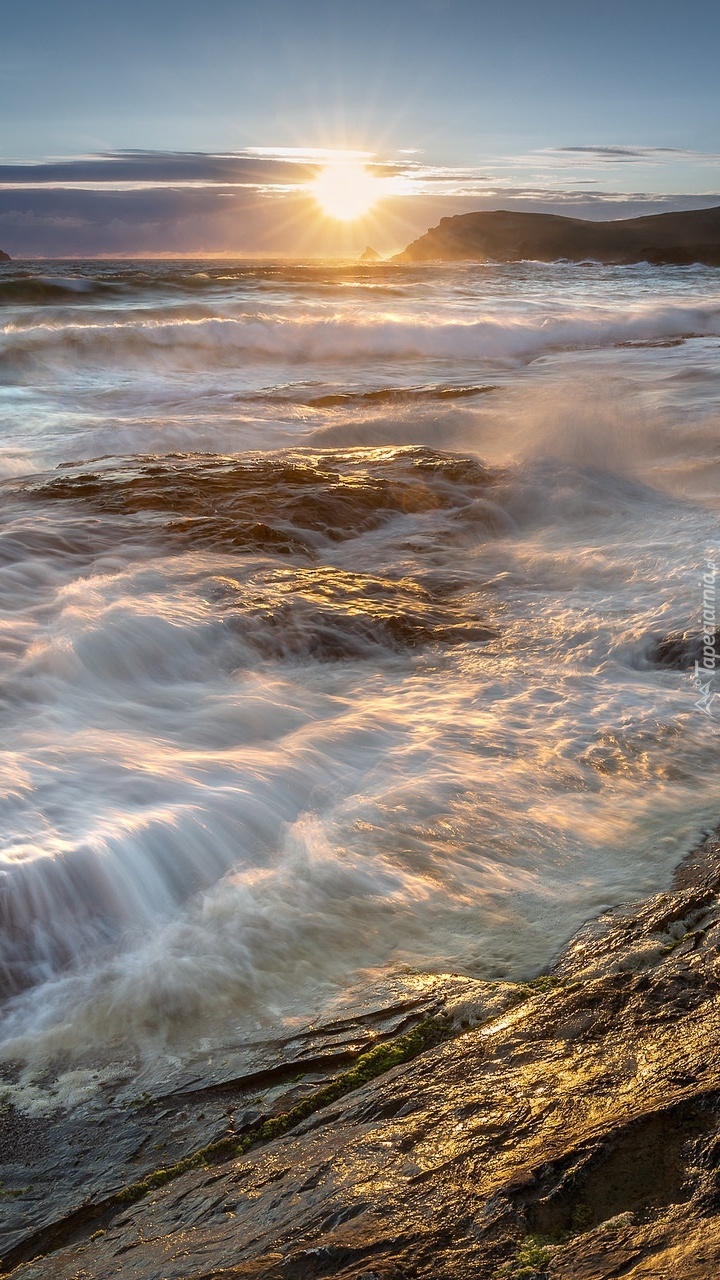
2 825 720 1278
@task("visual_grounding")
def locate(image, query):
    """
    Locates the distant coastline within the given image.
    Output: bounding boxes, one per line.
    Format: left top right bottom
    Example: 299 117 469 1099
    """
395 205 720 266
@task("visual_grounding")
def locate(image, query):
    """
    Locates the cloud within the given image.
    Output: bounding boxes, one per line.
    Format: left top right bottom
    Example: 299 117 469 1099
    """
0 150 321 189
0 148 405 193
0 184 310 255
558 145 684 161
535 145 720 167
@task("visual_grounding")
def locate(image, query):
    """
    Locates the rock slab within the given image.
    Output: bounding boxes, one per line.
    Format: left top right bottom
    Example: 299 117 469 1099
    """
3 831 720 1278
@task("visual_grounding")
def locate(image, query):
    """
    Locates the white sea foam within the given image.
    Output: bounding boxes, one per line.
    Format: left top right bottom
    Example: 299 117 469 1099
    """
3 298 720 377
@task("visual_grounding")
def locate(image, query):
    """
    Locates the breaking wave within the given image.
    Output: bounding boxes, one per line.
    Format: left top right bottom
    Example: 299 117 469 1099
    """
3 299 720 377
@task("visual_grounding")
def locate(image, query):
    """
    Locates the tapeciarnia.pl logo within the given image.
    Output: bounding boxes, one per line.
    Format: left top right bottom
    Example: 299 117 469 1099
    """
693 556 718 717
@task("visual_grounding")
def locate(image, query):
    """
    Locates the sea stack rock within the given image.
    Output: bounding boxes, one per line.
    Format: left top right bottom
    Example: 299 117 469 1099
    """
359 245 381 262
0 249 10 262
394 205 720 266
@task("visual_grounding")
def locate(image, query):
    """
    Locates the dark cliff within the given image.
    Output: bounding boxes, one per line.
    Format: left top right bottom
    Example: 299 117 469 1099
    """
395 205 720 266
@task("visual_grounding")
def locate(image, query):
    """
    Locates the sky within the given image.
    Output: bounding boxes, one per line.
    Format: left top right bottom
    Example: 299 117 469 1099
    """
1 0 720 256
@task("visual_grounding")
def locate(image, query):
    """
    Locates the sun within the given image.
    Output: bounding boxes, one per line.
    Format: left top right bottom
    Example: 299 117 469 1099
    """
311 161 385 221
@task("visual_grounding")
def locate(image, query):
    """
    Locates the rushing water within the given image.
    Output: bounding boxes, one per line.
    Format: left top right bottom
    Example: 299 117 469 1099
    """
0 257 718 1064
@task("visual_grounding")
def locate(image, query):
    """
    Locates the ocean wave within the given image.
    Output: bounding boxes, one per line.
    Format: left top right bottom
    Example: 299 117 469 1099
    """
3 299 720 375
0 263 413 309
0 275 113 304
307 383 497 407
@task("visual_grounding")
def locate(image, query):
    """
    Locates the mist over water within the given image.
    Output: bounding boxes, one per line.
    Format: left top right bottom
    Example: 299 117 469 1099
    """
0 258 718 1069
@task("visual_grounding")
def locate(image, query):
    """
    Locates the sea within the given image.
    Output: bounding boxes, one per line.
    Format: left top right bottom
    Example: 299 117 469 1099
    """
0 257 718 1081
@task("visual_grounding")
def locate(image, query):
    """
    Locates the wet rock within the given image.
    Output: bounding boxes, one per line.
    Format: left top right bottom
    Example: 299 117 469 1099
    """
0 976 470 1268
15 447 499 557
223 566 497 662
3 447 511 617
646 631 705 670
4 832 720 1279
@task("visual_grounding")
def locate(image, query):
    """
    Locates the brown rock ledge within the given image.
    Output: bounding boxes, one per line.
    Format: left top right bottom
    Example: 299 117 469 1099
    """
2 828 720 1279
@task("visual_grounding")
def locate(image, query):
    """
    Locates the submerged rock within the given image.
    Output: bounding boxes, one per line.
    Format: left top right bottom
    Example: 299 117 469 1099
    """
222 566 497 663
646 630 706 670
14 446 499 558
3 829 720 1278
